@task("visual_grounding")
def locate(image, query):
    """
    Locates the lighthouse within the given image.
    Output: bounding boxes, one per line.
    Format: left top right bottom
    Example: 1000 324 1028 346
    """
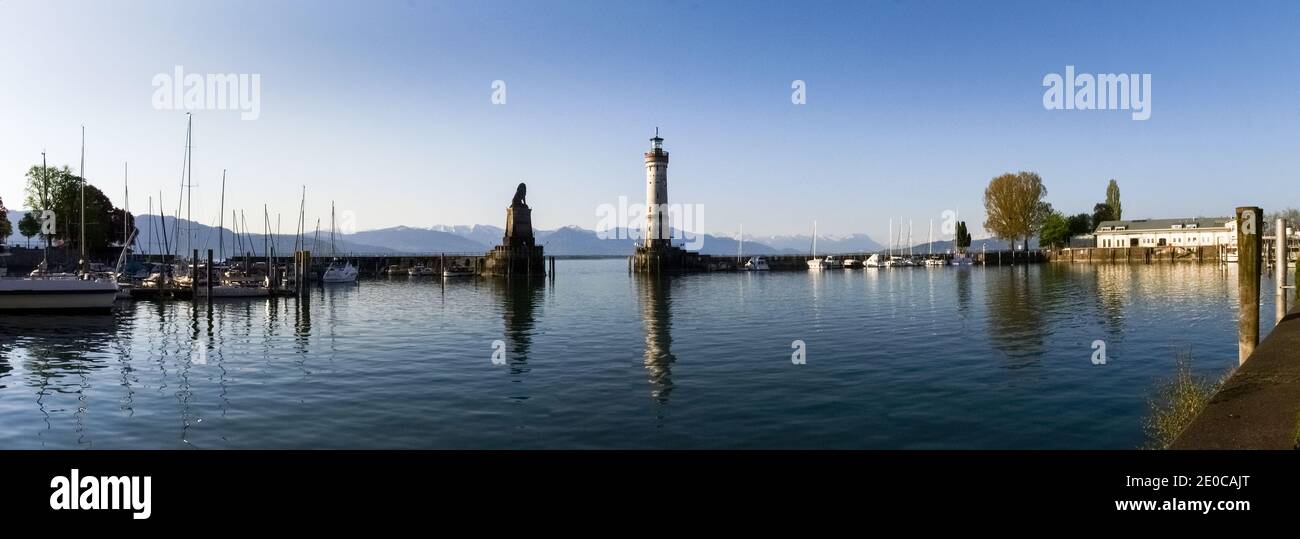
644 128 670 248
632 128 701 273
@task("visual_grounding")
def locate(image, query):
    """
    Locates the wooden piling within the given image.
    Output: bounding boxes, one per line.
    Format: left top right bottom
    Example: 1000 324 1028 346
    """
206 249 213 298
1276 219 1288 326
191 249 199 298
1237 206 1263 365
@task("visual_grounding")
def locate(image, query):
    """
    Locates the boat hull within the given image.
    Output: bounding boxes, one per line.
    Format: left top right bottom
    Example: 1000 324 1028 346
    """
0 279 119 312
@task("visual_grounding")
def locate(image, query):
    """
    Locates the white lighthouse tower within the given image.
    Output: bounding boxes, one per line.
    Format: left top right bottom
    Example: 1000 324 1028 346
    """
644 128 670 248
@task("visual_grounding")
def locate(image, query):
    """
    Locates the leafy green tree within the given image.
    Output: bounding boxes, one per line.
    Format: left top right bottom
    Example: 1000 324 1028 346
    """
983 171 1049 253
1067 213 1093 237
955 221 972 254
22 164 132 252
0 196 11 243
1039 211 1071 249
18 212 41 248
1105 179 1121 221
1092 202 1115 229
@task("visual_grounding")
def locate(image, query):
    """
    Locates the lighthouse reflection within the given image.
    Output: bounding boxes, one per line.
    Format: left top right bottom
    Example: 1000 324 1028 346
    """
636 274 676 404
492 277 545 372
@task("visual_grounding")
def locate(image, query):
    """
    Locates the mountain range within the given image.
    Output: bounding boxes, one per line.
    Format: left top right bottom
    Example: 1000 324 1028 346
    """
1 211 971 256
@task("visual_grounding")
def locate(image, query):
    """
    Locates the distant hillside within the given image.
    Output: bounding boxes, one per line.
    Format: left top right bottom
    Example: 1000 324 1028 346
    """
429 224 504 247
132 214 395 256
8 210 1034 257
756 232 883 254
347 226 489 253
911 237 1040 253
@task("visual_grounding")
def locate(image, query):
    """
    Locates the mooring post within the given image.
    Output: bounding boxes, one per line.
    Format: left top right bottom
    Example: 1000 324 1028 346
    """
206 249 214 298
1237 206 1263 365
191 249 199 298
1276 218 1288 326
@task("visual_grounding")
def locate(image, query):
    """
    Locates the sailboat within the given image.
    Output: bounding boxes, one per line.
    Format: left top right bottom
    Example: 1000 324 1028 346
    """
924 218 944 266
806 221 828 269
321 202 358 283
882 219 904 267
0 138 119 312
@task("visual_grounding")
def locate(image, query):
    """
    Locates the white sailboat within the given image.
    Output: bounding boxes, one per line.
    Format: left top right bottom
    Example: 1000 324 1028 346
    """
924 218 944 266
806 220 828 269
0 140 119 312
321 202 358 283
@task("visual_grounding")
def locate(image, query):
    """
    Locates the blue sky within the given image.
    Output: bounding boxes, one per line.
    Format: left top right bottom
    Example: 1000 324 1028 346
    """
2 0 1298 241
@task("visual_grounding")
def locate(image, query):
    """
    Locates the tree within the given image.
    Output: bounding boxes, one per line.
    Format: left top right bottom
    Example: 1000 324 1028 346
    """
22 164 132 253
983 171 1049 253
18 212 41 248
0 196 11 244
1067 213 1093 237
955 221 972 254
1039 211 1071 249
1264 208 1300 235
1105 179 1121 221
1092 202 1115 229
24 164 75 250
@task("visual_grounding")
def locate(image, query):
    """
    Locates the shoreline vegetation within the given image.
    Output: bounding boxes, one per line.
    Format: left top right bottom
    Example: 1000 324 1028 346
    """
1143 350 1226 449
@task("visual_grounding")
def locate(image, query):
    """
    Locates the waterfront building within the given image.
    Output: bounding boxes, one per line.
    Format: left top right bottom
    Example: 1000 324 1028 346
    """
1092 217 1236 248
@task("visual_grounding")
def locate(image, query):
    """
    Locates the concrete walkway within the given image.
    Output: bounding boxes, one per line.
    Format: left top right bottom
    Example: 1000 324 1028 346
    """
1173 305 1300 449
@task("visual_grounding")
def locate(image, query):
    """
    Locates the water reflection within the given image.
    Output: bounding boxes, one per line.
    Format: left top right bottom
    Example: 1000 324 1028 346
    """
636 275 676 404
492 277 545 373
984 266 1046 366
0 313 121 447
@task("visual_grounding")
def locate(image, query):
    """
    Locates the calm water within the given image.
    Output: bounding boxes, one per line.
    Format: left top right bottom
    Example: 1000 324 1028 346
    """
0 259 1282 449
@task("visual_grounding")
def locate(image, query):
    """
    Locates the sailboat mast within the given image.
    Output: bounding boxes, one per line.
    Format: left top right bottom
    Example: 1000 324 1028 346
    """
146 197 154 258
737 224 742 263
79 125 86 272
888 219 893 258
929 219 933 256
123 162 129 248
159 191 170 261
186 115 193 260
219 170 226 261
41 151 49 261
812 220 817 258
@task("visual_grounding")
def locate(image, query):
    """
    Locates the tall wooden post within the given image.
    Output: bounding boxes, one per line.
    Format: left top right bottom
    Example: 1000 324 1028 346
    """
206 249 214 298
191 249 199 298
1277 219 1288 325
1237 206 1263 365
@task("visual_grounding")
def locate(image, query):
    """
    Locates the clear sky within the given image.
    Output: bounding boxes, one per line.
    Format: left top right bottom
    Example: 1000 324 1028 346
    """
2 0 1298 241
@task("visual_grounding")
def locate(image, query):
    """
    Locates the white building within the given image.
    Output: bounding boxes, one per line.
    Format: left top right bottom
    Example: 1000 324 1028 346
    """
1093 217 1235 248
